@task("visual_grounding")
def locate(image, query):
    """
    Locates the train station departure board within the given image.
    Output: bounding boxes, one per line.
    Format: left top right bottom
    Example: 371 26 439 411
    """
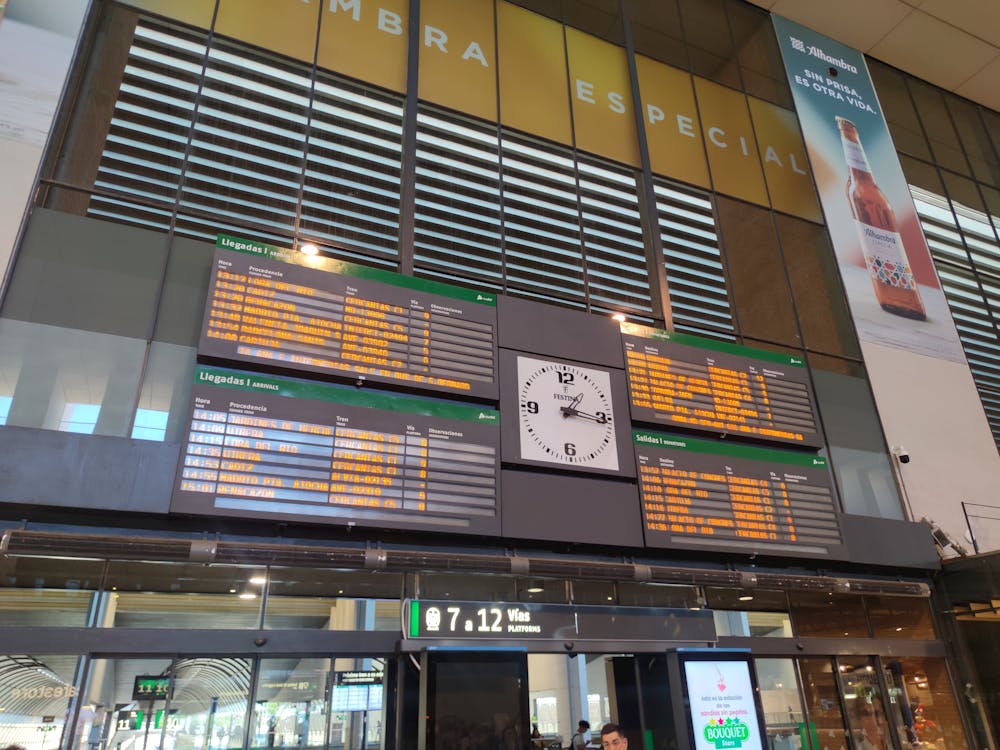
634 431 843 557
621 324 822 449
200 235 499 399
171 366 501 535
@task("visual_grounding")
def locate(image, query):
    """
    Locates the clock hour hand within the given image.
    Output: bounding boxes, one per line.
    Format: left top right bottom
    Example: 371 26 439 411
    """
560 393 584 418
560 406 609 424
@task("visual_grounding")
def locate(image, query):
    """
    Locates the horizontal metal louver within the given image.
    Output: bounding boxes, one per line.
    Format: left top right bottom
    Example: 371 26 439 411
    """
174 37 310 244
413 107 503 289
577 156 654 322
89 20 203 230
911 185 1000 447
654 178 735 340
500 131 588 309
299 72 404 267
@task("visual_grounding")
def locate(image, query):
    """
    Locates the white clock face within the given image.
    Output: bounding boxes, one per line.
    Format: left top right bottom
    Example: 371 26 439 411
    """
517 356 619 470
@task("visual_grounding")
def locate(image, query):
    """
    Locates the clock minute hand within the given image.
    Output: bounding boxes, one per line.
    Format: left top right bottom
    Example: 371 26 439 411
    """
562 407 607 424
560 393 584 418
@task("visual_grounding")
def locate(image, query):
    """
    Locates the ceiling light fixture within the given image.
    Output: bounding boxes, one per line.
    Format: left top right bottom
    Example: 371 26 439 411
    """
299 243 319 256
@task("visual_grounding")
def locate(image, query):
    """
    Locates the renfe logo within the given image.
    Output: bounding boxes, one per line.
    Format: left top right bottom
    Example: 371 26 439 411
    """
703 718 751 749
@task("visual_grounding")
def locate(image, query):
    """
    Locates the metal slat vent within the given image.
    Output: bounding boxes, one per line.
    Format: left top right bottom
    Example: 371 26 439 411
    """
90 20 203 231
654 178 735 340
911 185 1000 447
413 108 503 289
577 156 654 322
299 72 403 267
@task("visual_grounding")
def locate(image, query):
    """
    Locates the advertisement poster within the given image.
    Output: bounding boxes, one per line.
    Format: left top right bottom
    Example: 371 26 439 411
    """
772 15 964 363
683 659 764 750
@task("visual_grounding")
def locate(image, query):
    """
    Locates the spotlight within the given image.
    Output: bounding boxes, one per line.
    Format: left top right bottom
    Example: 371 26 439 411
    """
299 243 319 256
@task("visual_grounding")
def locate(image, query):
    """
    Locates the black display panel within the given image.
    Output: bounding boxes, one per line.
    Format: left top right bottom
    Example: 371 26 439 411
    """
406 600 715 641
200 235 499 399
171 366 500 535
622 324 822 448
635 431 844 558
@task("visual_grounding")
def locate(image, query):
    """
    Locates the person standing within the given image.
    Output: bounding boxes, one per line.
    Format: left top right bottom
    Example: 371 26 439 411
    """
571 721 591 750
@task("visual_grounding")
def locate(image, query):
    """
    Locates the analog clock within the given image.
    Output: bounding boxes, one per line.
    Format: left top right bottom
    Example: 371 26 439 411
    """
516 355 619 470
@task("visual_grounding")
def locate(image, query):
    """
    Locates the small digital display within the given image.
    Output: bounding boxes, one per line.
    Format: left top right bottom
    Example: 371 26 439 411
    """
622 324 822 448
200 236 499 399
171 366 500 535
635 431 843 558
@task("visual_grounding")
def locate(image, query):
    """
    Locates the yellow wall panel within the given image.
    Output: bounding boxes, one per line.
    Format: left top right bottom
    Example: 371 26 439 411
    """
318 0 408 93
748 98 822 222
693 78 768 207
216 0 320 64
635 55 709 189
497 2 571 146
119 0 215 28
419 0 497 120
565 28 639 167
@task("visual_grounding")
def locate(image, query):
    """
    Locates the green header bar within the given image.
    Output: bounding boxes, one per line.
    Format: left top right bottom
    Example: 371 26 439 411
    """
620 323 804 367
632 430 826 468
195 366 499 425
216 234 496 306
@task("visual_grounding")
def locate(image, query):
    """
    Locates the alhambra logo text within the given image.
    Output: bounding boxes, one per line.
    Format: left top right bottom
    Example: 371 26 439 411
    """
703 718 751 749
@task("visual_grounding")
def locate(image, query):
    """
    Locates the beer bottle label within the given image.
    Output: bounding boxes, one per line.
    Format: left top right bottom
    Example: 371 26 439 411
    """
858 223 918 290
843 140 869 172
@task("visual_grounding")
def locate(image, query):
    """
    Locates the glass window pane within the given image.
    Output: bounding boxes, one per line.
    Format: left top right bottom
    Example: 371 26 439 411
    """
563 0 623 44
946 96 1000 187
798 658 849 750
2 211 167 338
776 214 861 359
677 0 740 90
867 60 931 161
0 319 145 437
166 657 252 750
0 654 84 750
715 196 800 345
102 562 264 628
882 657 969 750
866 595 936 639
755 658 806 750
707 588 791 638
330 657 388 750
418 573 517 602
263 568 402 630
790 593 869 638
726 0 792 107
838 657 891 750
615 582 700 608
84 657 174 750
252 658 330 750
908 80 970 176
625 0 687 70
808 354 902 519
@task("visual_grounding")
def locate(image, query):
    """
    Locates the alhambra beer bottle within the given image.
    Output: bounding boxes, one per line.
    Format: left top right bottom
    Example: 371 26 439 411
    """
837 116 926 320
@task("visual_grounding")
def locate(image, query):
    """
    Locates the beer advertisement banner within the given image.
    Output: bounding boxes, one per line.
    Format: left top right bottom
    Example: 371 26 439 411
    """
772 15 964 362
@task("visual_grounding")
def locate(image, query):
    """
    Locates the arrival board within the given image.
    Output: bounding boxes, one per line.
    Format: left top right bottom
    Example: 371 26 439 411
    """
634 431 843 557
171 366 501 535
200 235 499 399
621 324 822 448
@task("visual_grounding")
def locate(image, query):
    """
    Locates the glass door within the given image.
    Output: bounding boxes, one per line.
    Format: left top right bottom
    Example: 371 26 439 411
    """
252 658 330 749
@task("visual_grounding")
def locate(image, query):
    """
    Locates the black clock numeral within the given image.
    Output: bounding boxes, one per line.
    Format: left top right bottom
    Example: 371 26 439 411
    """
556 370 575 385
595 411 608 424
525 401 539 414
564 442 577 456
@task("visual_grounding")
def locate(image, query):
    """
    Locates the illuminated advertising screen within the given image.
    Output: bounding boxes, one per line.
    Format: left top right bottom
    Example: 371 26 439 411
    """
635 431 843 558
200 235 499 400
680 655 765 750
171 366 500 535
622 324 822 449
